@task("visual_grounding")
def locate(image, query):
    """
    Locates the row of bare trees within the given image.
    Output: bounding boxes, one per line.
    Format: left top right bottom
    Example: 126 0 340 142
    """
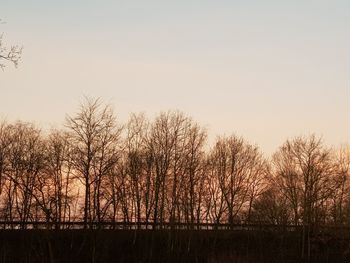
0 98 349 229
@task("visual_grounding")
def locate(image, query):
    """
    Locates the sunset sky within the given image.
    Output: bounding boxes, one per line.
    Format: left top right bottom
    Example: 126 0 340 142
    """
1 0 350 154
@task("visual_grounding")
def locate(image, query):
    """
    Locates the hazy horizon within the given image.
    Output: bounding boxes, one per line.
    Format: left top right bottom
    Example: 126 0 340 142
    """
1 0 350 154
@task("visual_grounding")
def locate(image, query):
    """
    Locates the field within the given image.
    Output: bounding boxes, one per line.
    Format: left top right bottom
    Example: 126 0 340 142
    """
0 228 349 263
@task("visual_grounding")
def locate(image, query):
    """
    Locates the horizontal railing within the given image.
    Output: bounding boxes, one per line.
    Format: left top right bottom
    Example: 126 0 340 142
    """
0 221 315 231
0 221 349 232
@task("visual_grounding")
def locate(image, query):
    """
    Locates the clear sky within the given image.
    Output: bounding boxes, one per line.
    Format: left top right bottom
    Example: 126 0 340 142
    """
1 0 350 154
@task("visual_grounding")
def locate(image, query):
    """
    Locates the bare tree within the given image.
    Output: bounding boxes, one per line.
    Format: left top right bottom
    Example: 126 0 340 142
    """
250 185 291 225
146 112 179 228
272 135 336 259
0 121 12 197
124 113 152 227
66 97 122 228
207 135 264 227
245 157 268 223
2 122 45 226
179 123 207 227
272 135 336 227
329 147 350 225
43 130 75 227
0 20 22 70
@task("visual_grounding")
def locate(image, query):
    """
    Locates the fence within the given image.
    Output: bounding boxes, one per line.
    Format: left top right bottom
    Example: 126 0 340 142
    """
0 220 306 231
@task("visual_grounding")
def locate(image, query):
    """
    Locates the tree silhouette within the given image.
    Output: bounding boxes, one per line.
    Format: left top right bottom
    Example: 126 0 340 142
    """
0 98 350 234
65 97 122 228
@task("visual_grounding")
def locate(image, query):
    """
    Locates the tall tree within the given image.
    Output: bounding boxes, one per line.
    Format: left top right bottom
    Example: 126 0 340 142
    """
272 135 336 259
43 130 74 227
3 122 45 226
329 147 350 224
66 97 121 228
272 135 335 227
208 135 265 227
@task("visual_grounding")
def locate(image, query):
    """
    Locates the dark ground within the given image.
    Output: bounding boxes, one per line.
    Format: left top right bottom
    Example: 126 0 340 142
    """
0 228 349 263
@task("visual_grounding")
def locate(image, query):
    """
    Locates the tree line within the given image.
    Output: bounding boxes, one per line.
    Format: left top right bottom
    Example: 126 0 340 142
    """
0 98 349 230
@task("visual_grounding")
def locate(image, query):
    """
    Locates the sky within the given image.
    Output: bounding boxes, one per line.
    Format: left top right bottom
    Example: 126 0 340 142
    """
1 0 350 155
